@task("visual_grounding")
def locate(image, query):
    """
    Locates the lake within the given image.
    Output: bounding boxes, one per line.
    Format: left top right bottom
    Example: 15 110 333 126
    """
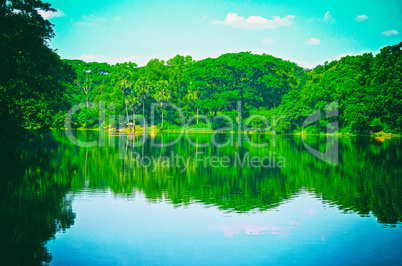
0 131 401 265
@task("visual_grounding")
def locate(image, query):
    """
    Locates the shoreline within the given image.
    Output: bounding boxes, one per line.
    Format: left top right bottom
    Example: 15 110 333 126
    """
54 128 402 138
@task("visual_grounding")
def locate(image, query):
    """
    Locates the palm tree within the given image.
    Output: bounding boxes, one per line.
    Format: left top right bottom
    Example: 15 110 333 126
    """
119 78 133 125
111 63 136 125
127 94 140 132
154 80 170 130
134 77 151 131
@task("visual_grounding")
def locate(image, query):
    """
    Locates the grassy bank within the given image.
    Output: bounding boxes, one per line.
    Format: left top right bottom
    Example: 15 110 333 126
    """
56 127 401 138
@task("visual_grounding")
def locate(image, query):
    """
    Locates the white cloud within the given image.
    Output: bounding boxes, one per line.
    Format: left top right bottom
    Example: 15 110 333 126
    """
77 54 147 66
262 37 276 45
355 14 368 22
323 11 335 23
308 12 334 23
76 15 107 27
38 9 65 20
382 30 399 36
212 13 295 29
306 37 321 45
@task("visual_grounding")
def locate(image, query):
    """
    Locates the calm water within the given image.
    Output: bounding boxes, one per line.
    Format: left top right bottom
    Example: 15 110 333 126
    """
0 131 401 265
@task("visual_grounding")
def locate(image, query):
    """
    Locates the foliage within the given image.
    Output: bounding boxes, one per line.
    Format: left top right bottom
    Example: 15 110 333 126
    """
0 0 75 141
2 0 401 138
62 43 402 135
266 43 402 134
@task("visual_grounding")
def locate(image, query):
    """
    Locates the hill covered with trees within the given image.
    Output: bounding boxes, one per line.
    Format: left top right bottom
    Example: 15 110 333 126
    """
262 44 402 134
61 43 402 135
1 0 401 142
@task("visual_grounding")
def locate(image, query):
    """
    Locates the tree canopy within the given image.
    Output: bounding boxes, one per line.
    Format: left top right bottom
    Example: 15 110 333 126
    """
0 0 75 141
1 0 401 138
61 43 401 135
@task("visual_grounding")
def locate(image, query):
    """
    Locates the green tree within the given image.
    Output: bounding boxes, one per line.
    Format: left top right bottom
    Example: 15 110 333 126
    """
186 52 304 128
154 80 171 129
75 71 93 109
167 55 194 106
369 42 402 133
186 87 199 124
127 93 140 132
0 0 75 140
110 62 138 124
134 77 152 130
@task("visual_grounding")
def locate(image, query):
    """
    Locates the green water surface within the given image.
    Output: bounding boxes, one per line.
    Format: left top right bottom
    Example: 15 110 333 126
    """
0 131 401 265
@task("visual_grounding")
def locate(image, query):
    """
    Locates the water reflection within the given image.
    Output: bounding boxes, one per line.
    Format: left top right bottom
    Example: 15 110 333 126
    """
58 131 401 223
0 141 75 265
0 131 401 264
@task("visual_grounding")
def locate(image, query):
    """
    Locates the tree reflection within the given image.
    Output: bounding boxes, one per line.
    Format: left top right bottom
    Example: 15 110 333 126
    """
0 140 75 265
0 131 400 264
62 131 402 223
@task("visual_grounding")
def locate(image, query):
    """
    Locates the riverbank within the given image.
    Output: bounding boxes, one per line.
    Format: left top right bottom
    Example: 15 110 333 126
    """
59 127 401 138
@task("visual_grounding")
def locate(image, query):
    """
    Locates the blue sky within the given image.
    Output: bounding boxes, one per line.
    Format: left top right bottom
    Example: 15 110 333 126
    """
43 0 401 68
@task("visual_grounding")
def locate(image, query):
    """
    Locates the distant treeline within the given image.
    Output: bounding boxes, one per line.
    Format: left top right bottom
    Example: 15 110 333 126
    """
1 0 401 141
60 53 304 132
61 42 402 135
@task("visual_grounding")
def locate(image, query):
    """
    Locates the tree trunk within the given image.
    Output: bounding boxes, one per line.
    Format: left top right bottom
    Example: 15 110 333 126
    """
86 94 89 109
125 96 129 128
133 111 136 133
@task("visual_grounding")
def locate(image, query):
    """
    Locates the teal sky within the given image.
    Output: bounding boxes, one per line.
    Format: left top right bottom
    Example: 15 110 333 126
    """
44 0 401 68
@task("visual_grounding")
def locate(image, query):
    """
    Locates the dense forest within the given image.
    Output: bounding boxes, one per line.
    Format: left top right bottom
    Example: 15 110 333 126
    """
60 44 402 136
0 0 75 141
1 0 401 142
